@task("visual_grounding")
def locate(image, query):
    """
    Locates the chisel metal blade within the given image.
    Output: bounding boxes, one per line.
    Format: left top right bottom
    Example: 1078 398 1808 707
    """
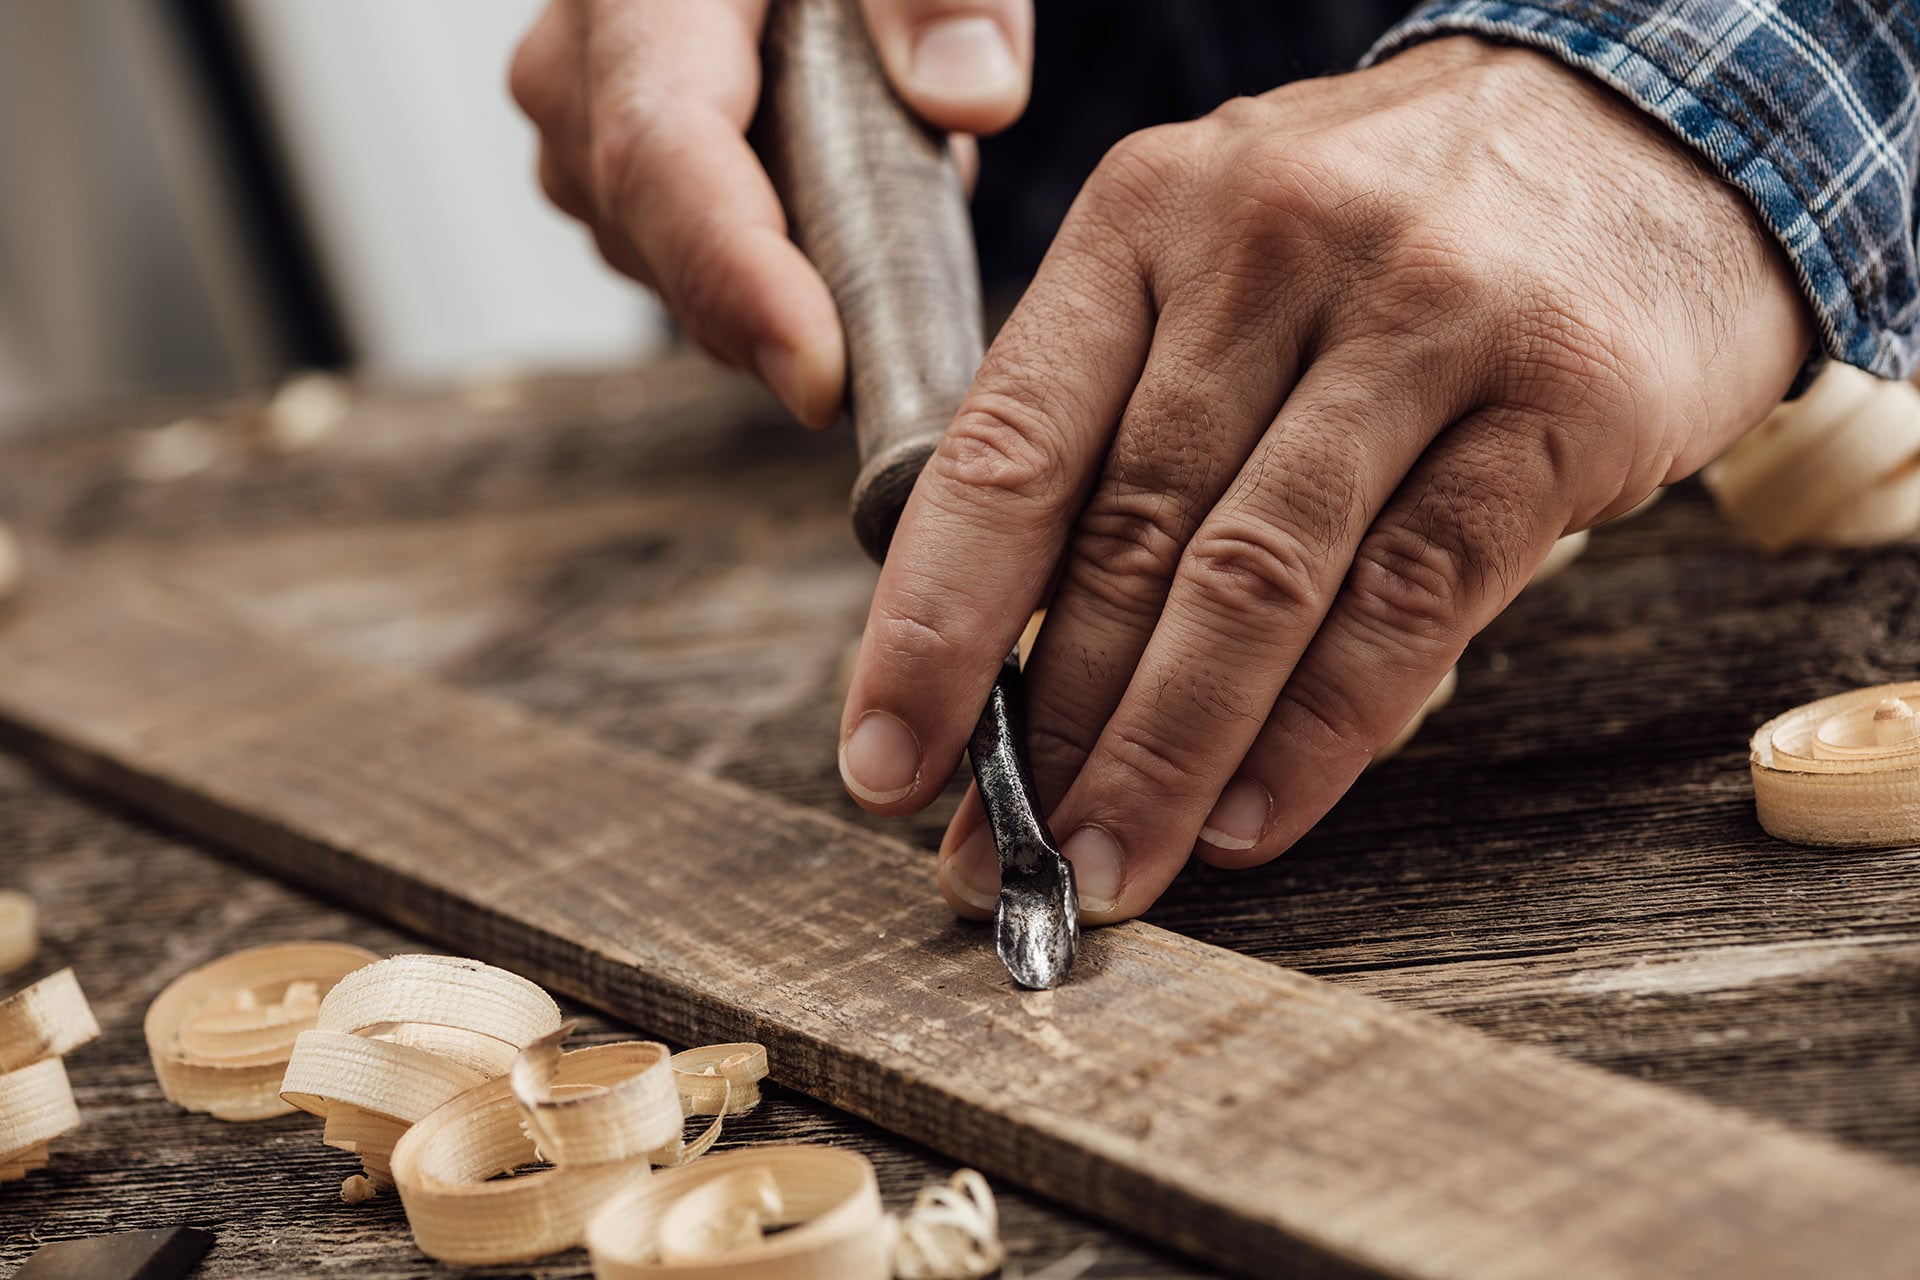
968 650 1078 988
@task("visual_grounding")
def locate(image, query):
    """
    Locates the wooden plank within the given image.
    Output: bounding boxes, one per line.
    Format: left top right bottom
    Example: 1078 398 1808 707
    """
7 369 1918 1173
0 752 1196 1278
0 584 1916 1280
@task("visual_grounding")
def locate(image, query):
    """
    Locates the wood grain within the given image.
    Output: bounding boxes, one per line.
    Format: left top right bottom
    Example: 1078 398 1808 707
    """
6 366 1916 1172
0 587 1915 1279
0 753 1187 1278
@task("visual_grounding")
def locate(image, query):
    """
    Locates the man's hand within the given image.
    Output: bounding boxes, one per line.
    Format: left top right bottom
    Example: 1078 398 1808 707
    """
510 0 1032 427
836 36 1814 923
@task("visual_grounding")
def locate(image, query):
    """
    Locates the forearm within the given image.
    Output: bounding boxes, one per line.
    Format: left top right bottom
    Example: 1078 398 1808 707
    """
1369 0 1920 382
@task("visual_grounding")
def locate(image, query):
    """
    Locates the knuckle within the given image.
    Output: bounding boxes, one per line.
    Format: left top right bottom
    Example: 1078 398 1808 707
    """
1067 483 1197 621
1081 123 1188 223
1100 718 1201 800
1376 234 1507 325
508 27 559 121
1511 290 1637 396
1354 473 1529 637
1273 669 1374 760
586 114 659 212
507 45 542 117
1212 136 1405 295
1346 524 1472 645
1180 517 1328 620
1206 93 1276 133
1231 132 1367 225
866 587 968 681
928 396 1077 510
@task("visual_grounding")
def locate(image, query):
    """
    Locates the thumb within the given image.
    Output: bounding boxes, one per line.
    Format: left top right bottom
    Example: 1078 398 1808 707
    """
857 0 1032 136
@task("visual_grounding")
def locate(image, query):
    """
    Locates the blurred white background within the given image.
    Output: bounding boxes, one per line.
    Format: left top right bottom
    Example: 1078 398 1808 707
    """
0 0 665 421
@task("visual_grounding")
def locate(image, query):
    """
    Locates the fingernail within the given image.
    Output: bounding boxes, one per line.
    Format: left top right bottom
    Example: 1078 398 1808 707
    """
1199 775 1271 851
839 711 921 805
909 16 1019 100
1062 826 1125 913
945 824 1000 913
752 342 806 422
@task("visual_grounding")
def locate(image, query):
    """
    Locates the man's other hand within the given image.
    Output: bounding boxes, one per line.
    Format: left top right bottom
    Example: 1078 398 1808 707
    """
511 0 1032 426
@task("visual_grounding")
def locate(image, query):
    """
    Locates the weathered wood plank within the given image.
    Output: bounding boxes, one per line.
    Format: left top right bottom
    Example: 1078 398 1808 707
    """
7 368 1919 1169
0 751 1190 1277
0 586 1915 1279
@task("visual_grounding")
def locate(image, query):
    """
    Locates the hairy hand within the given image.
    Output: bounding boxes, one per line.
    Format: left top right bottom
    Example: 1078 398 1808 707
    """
836 36 1814 922
511 0 1032 427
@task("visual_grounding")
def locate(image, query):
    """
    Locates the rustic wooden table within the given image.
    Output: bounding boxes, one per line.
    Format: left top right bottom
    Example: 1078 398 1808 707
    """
0 356 1915 1277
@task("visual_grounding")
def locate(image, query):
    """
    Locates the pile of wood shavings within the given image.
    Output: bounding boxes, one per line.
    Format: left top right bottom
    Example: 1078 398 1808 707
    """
149 946 1007 1277
1 966 101 1180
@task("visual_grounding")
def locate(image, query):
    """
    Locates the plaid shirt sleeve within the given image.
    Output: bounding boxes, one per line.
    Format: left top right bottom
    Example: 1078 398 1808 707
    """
1367 1 1920 380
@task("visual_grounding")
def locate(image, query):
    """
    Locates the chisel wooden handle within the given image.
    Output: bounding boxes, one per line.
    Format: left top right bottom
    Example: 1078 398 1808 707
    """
757 0 985 563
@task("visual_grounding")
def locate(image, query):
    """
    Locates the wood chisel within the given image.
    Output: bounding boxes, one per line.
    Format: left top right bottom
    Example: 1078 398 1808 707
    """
757 0 1077 987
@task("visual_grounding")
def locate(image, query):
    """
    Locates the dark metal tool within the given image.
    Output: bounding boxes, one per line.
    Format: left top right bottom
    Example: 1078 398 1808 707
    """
758 0 1077 987
13 1227 215 1280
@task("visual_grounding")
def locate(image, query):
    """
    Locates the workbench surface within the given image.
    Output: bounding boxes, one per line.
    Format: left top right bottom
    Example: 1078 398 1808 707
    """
1 356 1915 1277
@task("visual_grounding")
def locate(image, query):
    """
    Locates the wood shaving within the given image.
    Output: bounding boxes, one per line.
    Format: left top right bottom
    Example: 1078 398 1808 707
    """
1376 666 1458 765
127 417 225 482
279 953 561 1189
263 371 352 452
136 944 1005 1274
1751 681 1920 845
586 1145 894 1278
1705 363 1920 551
894 1169 1005 1279
146 941 378 1121
392 1030 684 1263
0 968 100 1180
1529 529 1590 586
1014 1244 1100 1280
0 892 35 975
511 1024 683 1167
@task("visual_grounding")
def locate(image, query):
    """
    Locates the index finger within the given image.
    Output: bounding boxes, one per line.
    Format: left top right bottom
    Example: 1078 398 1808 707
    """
837 215 1153 812
582 0 845 425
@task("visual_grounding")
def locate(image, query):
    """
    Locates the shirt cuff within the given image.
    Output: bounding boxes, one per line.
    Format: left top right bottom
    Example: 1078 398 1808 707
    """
1366 1 1915 385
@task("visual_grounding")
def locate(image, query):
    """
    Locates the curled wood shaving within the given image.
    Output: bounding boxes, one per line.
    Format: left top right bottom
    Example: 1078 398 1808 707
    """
151 943 1001 1275
894 1169 1006 1280
1376 666 1458 765
280 953 562 1188
1751 681 1920 845
512 1024 683 1166
0 892 35 976
0 969 100 1073
672 1043 769 1117
146 941 377 1121
393 1028 693 1263
586 1146 895 1278
0 968 100 1180
651 1043 771 1166
1529 529 1590 586
1705 363 1920 551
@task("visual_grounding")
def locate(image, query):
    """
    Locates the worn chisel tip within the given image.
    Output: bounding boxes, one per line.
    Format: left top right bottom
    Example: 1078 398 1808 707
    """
995 857 1079 990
